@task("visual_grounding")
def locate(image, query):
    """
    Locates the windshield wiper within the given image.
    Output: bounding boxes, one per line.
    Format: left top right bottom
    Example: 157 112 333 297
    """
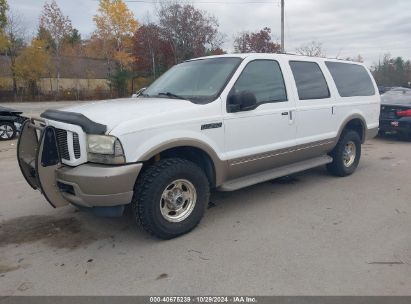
157 92 188 100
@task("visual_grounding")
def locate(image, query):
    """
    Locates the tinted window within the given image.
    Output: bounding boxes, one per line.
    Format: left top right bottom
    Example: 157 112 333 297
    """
289 61 330 100
325 62 375 97
233 60 287 104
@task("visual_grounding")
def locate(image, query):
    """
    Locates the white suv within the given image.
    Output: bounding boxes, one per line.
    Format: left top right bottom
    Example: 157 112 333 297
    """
18 53 380 239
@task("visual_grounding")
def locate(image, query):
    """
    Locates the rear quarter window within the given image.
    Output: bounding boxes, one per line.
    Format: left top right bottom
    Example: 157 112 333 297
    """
325 62 375 97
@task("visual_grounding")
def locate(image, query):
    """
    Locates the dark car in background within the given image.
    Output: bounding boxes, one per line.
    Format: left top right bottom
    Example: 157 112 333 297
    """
379 88 411 140
0 106 27 140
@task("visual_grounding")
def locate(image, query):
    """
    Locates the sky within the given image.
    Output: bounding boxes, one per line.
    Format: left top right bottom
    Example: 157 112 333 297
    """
8 0 411 67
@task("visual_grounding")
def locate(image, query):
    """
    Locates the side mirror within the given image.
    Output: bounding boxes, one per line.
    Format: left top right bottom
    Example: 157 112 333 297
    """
228 90 257 113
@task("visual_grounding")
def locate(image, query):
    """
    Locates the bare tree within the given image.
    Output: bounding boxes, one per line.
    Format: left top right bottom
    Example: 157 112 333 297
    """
345 54 364 63
40 0 73 97
295 41 326 57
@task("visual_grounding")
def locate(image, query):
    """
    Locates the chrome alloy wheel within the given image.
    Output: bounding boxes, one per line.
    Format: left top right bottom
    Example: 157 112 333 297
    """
0 124 14 139
160 179 197 223
343 141 356 167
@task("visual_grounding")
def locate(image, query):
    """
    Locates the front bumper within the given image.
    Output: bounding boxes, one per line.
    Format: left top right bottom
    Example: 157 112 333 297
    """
17 119 142 208
56 163 141 207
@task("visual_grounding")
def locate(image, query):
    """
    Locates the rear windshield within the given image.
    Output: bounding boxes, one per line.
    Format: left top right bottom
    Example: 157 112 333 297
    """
325 62 375 97
381 90 411 105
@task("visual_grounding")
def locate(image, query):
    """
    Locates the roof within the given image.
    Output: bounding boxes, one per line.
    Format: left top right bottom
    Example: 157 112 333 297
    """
190 53 364 66
0 55 115 79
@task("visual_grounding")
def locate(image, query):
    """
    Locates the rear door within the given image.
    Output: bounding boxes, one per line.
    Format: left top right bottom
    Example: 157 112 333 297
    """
288 60 336 146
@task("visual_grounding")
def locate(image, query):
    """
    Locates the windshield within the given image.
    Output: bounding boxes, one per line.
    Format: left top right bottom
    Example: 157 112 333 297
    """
142 57 242 104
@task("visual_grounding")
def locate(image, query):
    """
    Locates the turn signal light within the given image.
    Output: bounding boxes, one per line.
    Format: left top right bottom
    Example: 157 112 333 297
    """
397 109 411 117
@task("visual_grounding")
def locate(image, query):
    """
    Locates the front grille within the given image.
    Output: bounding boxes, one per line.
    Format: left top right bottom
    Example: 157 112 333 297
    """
55 128 70 160
55 128 81 161
73 133 81 159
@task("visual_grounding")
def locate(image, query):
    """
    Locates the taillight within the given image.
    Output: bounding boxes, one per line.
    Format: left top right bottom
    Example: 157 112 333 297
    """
397 109 411 117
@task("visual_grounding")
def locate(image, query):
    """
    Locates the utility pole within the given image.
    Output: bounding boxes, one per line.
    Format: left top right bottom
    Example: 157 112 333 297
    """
281 0 285 53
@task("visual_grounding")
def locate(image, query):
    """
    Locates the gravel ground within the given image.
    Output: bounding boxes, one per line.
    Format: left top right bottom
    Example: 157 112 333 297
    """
0 101 410 295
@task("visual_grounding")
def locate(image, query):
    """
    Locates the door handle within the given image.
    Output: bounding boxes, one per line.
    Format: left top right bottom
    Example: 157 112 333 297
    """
281 112 289 116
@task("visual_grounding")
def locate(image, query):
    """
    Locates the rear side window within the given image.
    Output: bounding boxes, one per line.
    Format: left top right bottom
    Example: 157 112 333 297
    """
289 61 330 100
325 62 375 97
233 60 287 104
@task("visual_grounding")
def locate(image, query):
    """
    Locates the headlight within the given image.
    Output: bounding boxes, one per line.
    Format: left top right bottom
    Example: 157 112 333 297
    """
87 135 126 164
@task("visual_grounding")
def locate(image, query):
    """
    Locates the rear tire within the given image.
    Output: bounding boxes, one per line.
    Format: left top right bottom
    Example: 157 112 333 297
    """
0 121 16 141
132 158 210 239
327 130 361 177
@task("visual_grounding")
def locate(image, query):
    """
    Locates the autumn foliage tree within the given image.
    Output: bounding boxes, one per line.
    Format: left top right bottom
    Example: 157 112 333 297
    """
234 27 280 53
14 39 50 97
93 0 138 96
158 3 223 63
133 23 173 79
93 0 138 69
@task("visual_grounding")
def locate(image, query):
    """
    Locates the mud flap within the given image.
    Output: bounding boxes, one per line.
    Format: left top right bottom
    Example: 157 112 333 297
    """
36 126 70 208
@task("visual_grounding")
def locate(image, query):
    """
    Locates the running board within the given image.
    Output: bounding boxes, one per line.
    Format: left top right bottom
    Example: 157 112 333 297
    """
218 155 333 192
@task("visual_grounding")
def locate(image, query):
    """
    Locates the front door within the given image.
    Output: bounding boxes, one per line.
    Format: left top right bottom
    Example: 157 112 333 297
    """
223 59 297 179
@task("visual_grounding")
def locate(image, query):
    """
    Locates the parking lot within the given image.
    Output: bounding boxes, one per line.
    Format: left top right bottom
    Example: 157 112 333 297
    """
0 102 411 295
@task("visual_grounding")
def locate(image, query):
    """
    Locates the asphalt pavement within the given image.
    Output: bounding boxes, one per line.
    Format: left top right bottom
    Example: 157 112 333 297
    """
0 101 410 295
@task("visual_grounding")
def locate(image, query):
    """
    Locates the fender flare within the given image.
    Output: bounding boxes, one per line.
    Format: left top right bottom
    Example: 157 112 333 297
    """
336 114 367 144
138 138 228 187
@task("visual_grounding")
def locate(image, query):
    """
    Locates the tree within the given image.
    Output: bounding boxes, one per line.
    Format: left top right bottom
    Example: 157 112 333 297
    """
345 54 364 63
93 0 138 70
158 2 223 63
40 0 73 97
61 28 83 57
233 27 280 53
93 0 138 96
14 39 50 98
133 23 173 79
0 0 8 30
3 12 25 98
372 54 411 87
83 35 106 59
66 28 81 45
295 41 326 57
0 0 8 53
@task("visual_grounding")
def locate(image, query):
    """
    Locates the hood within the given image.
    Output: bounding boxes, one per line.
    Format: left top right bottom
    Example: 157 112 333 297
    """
0 106 22 115
58 97 197 132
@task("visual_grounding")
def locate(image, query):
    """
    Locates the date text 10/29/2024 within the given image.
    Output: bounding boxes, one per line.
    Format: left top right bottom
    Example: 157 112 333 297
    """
149 296 257 303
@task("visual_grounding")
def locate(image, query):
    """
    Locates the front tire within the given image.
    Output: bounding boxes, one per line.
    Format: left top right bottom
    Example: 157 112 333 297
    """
132 158 210 239
0 121 16 141
327 130 361 177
